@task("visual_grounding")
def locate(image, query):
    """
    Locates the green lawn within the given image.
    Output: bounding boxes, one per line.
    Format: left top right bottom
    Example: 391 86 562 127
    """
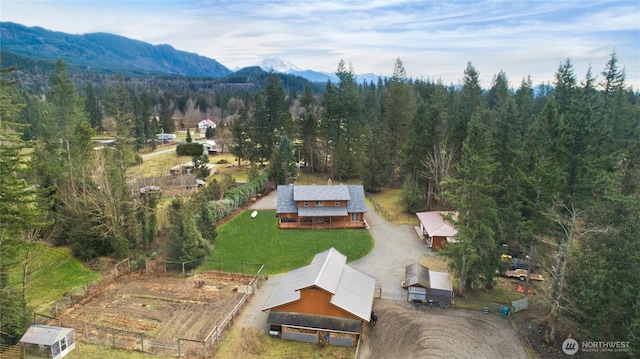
10 244 100 310
206 210 374 274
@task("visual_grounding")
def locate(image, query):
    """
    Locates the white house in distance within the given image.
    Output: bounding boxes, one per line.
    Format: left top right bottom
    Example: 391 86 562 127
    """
197 118 216 130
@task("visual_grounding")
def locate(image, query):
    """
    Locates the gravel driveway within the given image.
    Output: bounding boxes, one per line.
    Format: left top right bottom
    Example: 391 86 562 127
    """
235 189 429 331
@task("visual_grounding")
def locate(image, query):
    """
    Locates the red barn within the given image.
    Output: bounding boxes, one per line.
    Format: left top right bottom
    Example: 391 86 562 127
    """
262 248 375 347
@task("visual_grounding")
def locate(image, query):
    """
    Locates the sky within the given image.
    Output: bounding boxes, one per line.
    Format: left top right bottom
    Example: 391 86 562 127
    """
2 0 639 88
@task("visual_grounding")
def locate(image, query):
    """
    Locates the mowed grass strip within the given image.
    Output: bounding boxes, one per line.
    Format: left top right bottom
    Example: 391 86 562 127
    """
207 210 374 274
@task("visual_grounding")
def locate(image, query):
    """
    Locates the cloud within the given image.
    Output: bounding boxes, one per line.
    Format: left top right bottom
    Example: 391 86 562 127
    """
1 0 638 87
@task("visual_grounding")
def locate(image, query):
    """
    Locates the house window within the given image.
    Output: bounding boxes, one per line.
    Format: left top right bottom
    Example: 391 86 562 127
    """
303 201 309 207
60 337 67 352
315 201 324 206
334 201 340 206
315 217 324 223
351 213 359 222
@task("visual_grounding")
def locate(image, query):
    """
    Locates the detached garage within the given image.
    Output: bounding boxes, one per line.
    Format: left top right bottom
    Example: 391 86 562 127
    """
402 263 454 308
416 211 458 251
262 247 376 347
19 325 76 359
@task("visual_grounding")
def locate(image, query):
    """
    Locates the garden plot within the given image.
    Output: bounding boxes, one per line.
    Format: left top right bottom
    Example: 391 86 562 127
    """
59 271 248 346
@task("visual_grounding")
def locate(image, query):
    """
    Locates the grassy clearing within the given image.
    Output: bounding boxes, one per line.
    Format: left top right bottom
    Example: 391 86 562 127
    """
9 245 100 310
367 188 418 225
128 150 185 178
213 327 354 359
206 210 374 274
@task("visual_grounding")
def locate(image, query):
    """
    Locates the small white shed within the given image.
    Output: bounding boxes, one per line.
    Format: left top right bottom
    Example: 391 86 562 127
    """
19 325 76 359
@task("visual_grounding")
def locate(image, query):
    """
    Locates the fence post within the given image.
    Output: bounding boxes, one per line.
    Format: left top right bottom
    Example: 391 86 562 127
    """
182 262 185 276
140 333 144 352
177 339 181 357
112 330 116 348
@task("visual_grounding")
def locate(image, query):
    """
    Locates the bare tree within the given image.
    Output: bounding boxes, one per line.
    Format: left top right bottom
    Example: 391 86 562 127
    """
184 98 204 129
421 142 458 209
545 202 610 343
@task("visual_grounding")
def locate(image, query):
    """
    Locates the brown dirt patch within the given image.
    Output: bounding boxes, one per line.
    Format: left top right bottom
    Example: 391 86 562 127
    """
357 299 528 359
59 271 249 344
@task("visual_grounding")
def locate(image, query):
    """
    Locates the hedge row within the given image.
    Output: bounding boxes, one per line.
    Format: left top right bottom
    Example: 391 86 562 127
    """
205 171 269 222
224 171 269 207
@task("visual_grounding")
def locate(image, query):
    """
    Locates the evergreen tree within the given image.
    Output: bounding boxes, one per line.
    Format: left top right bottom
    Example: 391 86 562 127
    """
192 154 211 179
451 62 483 150
268 136 297 185
195 206 218 244
159 96 175 134
0 66 49 345
230 106 255 166
252 73 291 164
166 199 210 267
299 84 319 172
441 109 500 293
84 82 102 131
384 58 416 184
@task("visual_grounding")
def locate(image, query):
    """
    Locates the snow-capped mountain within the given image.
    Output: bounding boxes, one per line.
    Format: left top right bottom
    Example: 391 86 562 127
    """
258 57 381 84
260 57 301 73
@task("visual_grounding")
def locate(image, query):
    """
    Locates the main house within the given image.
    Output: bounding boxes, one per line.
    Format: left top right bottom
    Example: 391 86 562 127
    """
262 247 376 347
276 183 367 229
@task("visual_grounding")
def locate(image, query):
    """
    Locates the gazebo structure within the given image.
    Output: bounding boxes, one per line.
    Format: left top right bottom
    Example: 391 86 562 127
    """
19 325 76 359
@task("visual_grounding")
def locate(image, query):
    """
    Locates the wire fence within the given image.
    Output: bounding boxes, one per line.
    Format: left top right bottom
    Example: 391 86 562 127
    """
33 260 266 358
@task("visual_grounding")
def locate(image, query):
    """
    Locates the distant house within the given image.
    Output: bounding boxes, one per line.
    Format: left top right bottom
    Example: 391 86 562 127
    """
276 183 367 229
197 118 216 130
262 247 376 347
20 325 76 359
415 211 458 251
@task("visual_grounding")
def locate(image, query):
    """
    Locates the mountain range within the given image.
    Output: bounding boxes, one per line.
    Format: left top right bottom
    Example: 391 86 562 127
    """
0 22 380 83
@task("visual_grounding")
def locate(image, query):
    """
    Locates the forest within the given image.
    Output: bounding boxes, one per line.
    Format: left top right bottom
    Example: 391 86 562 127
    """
1 50 639 357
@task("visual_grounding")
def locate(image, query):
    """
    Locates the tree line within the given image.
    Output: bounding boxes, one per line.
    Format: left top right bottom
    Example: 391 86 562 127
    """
1 49 639 354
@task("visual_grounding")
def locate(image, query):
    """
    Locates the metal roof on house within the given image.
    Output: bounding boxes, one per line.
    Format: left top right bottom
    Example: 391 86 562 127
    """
298 206 348 217
293 184 351 201
19 325 72 346
416 211 458 237
346 185 367 213
276 184 297 213
403 263 430 288
276 184 367 214
263 247 376 322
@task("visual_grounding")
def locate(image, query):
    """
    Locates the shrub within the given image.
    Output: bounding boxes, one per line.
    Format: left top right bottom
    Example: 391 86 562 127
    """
176 142 204 156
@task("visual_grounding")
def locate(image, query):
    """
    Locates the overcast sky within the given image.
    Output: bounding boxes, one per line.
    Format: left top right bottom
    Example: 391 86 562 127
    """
2 0 639 88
